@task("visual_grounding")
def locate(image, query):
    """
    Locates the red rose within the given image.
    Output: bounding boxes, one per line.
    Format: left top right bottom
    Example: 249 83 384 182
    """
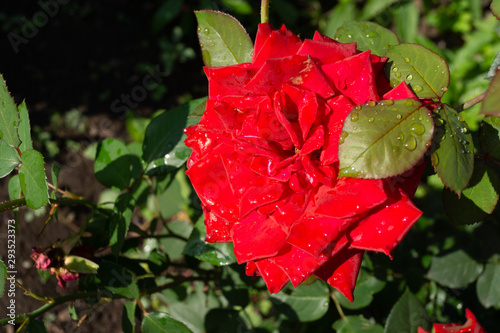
185 23 426 300
418 309 487 333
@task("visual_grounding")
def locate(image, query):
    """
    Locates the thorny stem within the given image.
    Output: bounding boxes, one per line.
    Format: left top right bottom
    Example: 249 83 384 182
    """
456 91 487 112
261 0 270 23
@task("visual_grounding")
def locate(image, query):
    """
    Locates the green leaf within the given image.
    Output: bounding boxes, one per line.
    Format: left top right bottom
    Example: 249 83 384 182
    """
19 149 49 209
336 276 386 310
68 305 78 320
94 138 131 190
159 220 193 260
479 116 500 159
183 216 237 266
0 139 20 178
486 51 500 79
99 261 140 299
443 161 500 225
64 255 99 274
142 312 193 333
426 250 484 288
384 289 431 333
122 300 137 333
321 1 357 38
142 97 206 166
385 43 450 99
220 0 253 15
195 10 253 67
491 0 500 20
18 100 33 152
50 164 61 199
360 0 400 20
481 70 500 116
334 21 399 57
431 105 474 193
8 174 21 200
0 260 6 297
332 315 384 333
393 1 418 43
0 74 20 148
338 99 433 179
476 258 500 309
26 319 48 333
270 280 329 322
110 193 135 256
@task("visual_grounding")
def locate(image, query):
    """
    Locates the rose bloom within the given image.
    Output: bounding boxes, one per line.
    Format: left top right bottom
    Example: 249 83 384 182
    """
418 309 486 333
185 22 426 300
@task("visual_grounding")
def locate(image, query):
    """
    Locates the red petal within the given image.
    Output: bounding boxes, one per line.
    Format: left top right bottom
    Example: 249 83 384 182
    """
203 206 232 242
383 81 418 100
320 95 356 165
314 248 364 302
301 125 324 155
287 214 353 257
274 91 302 148
433 309 486 333
297 39 357 64
254 259 290 293
314 179 387 218
312 31 336 42
302 154 335 187
205 64 255 97
349 191 422 257
386 160 427 198
322 50 379 104
252 24 303 67
270 244 329 287
231 210 288 263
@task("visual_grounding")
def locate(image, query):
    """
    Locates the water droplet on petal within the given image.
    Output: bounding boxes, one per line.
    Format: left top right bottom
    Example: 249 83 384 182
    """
403 136 417 151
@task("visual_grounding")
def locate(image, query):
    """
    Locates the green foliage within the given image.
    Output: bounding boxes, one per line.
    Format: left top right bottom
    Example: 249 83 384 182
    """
0 261 6 298
426 250 483 288
19 149 49 209
339 99 433 179
332 315 384 333
384 289 431 333
142 312 193 333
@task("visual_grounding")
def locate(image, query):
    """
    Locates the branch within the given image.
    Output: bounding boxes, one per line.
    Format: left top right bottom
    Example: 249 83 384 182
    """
456 92 487 112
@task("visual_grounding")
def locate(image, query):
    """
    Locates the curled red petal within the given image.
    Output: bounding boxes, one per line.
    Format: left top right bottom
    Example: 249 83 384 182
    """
314 248 364 302
297 39 357 64
254 259 290 293
252 24 303 67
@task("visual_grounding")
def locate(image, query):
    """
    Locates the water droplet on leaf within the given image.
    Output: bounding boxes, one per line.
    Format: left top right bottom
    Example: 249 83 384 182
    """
413 85 423 93
406 74 413 80
403 136 417 151
204 28 210 35
350 113 359 122
410 123 425 135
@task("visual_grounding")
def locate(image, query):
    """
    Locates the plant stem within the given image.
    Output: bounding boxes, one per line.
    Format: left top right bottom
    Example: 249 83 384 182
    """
331 292 348 326
261 0 270 23
457 91 487 112
0 197 97 213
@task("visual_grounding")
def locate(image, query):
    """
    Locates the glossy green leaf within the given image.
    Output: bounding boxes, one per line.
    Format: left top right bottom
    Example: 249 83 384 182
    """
195 10 253 66
360 0 400 20
334 21 399 57
271 280 329 322
110 193 135 256
19 149 49 209
0 140 19 178
338 99 433 179
479 116 500 159
426 250 483 288
142 97 206 166
99 261 140 299
476 258 500 309
491 0 500 20
385 43 450 99
384 289 431 333
8 174 21 200
336 276 385 310
122 300 137 333
0 260 6 297
64 255 99 274
26 319 48 333
94 138 131 190
0 74 20 148
393 1 418 42
183 216 237 266
18 101 33 152
443 161 500 225
431 105 474 193
332 315 384 333
142 312 193 333
481 70 500 116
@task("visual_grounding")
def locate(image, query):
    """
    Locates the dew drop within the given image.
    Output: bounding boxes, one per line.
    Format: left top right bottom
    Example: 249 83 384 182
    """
413 85 423 93
404 57 410 63
366 101 377 107
383 100 394 106
435 118 443 126
355 105 362 111
392 66 399 72
197 27 201 32
403 136 417 151
395 72 401 78
366 30 379 38
432 152 439 166
339 131 349 144
392 146 400 152
441 87 448 92
204 28 210 35
406 74 413 81
410 123 425 135
405 100 414 107
396 114 402 120
347 34 352 38
368 117 374 123
397 132 405 141
350 112 359 122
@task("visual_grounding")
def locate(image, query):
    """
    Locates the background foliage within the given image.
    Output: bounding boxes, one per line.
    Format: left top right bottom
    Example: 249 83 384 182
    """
1 0 500 332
